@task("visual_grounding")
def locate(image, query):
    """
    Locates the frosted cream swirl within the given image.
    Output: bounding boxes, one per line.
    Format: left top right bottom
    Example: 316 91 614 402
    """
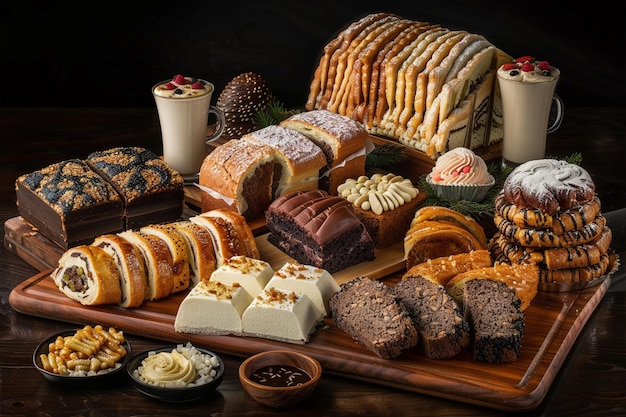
430 147 491 185
337 173 419 215
140 350 197 386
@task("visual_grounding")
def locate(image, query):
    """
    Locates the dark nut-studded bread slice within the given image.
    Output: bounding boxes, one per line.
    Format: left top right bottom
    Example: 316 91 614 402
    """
329 277 418 359
394 275 470 359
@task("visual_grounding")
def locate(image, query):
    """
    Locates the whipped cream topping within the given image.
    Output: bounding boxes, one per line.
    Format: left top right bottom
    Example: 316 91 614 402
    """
140 350 197 385
429 147 492 185
497 56 559 83
153 74 212 98
337 173 419 215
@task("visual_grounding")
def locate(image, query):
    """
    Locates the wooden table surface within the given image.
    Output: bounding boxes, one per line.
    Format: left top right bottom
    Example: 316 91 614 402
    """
1 107 624 416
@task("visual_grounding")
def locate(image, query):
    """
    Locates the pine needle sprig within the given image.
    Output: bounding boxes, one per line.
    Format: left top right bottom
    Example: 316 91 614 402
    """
365 143 406 171
254 98 301 129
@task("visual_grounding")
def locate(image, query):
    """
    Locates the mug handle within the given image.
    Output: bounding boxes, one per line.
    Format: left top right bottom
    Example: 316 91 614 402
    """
547 93 564 133
206 105 226 143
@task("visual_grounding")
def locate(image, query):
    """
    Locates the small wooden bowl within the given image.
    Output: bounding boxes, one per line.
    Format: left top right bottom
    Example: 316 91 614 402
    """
239 350 322 408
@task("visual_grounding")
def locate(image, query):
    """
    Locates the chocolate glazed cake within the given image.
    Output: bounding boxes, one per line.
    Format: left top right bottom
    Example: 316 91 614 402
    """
265 190 375 273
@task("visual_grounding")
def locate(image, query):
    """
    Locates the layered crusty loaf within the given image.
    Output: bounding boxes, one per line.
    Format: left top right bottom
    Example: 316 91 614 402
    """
329 277 418 359
92 234 148 308
306 13 511 158
279 109 369 194
51 245 122 306
241 125 327 197
265 190 375 273
463 279 524 363
200 139 276 220
394 275 470 359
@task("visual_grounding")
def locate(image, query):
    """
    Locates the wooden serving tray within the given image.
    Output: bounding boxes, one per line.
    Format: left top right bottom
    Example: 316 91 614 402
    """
9 261 611 412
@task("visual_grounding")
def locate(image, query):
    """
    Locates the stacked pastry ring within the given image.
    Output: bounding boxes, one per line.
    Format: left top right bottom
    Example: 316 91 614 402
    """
488 159 615 290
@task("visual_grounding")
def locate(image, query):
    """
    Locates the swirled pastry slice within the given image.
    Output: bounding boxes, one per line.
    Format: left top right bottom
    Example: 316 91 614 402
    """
92 234 148 308
494 193 601 233
410 206 487 248
118 230 175 301
494 214 606 248
172 221 217 285
52 245 122 306
140 224 191 294
402 249 493 287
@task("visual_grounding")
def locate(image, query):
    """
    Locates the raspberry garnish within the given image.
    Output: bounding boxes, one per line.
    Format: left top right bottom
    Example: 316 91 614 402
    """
537 61 551 71
163 82 176 90
502 63 517 70
515 55 535 63
191 82 205 90
520 63 535 72
172 74 186 85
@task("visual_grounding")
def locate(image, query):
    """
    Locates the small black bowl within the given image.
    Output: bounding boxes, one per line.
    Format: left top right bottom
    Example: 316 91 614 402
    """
127 345 225 403
33 329 131 385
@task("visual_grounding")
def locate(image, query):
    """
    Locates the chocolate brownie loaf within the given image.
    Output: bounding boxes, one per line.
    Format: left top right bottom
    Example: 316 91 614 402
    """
15 159 125 249
86 147 184 230
463 278 524 363
265 189 375 273
394 275 470 359
329 277 418 359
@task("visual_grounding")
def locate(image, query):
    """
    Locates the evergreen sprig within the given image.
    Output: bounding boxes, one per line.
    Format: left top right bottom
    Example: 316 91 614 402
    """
365 143 406 171
254 98 301 129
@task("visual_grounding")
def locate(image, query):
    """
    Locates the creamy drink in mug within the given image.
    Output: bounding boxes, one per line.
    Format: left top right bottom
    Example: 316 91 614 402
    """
153 74 224 177
497 57 563 168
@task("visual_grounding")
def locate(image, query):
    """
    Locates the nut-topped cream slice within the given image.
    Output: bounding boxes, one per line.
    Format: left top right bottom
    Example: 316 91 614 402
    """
174 280 253 336
209 255 274 297
242 287 323 344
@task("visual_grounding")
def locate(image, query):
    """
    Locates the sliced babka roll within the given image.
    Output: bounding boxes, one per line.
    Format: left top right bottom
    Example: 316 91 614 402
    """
140 224 190 293
51 245 122 306
92 234 148 308
118 230 174 301
172 221 217 285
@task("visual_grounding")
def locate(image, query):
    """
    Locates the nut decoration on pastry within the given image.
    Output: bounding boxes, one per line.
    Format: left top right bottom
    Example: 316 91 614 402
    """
217 72 273 139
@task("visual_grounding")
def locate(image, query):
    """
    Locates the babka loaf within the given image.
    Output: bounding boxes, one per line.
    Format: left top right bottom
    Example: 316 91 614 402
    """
51 245 122 306
462 279 524 363
15 159 124 249
279 109 369 194
305 13 511 158
172 221 217 284
86 147 184 230
241 125 327 197
329 277 418 359
265 190 375 273
394 275 470 359
199 138 276 220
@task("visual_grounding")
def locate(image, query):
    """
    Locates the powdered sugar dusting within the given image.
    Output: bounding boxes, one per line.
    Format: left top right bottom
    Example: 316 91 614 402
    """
288 110 367 142
503 159 595 214
244 125 326 165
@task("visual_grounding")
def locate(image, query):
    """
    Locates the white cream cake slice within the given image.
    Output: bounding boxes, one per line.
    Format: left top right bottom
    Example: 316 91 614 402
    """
174 280 253 336
267 261 340 316
242 287 323 344
209 255 274 297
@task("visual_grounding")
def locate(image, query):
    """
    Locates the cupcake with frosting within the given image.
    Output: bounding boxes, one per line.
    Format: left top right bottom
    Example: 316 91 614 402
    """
426 147 495 202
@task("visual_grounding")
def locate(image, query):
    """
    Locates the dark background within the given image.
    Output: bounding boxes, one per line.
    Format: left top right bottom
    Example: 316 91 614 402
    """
1 1 624 110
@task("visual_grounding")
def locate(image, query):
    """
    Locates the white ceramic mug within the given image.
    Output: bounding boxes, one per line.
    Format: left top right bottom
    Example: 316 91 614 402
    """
498 70 564 168
152 79 225 176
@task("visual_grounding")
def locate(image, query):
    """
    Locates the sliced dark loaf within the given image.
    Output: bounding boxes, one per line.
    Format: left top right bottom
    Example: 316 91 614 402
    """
463 278 524 363
329 277 418 359
394 275 470 359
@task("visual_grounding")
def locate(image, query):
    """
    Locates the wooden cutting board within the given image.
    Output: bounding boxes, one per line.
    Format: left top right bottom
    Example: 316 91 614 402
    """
9 264 611 412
